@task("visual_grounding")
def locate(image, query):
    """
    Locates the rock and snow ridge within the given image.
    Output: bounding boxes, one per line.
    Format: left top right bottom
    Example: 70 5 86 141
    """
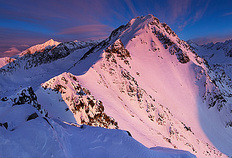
0 14 231 157
41 72 118 129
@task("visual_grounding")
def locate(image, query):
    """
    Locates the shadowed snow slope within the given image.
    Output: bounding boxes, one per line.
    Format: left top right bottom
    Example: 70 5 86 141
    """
0 87 194 157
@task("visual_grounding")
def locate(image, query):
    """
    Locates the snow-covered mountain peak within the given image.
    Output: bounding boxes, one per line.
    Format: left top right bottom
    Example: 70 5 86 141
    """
109 14 198 66
43 38 59 46
126 14 177 38
19 39 60 57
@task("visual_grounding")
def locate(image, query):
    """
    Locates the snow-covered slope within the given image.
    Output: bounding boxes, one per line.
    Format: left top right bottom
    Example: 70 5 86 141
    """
0 14 231 157
0 87 195 157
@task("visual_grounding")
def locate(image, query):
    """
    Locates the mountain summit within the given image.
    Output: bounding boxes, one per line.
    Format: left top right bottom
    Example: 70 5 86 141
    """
19 39 60 57
0 14 231 157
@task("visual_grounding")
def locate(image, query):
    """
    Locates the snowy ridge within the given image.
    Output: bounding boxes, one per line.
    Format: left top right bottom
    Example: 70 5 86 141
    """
0 87 48 131
202 39 232 57
189 40 232 128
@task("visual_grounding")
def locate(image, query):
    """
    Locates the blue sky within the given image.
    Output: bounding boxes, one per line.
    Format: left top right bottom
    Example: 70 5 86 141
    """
1 0 232 57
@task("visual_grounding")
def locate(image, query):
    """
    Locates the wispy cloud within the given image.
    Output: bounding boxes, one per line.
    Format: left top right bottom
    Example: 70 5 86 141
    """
59 24 114 40
167 0 210 31
223 12 232 16
192 0 210 22
0 47 20 57
123 0 138 17
168 0 192 22
0 0 230 55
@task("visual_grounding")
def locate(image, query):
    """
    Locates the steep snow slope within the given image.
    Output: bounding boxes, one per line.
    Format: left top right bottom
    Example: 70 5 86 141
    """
0 87 195 158
188 40 232 154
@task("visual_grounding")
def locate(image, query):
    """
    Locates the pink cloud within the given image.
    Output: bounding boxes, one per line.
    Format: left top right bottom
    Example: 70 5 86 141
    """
59 24 114 40
168 0 192 22
1 47 20 57
4 47 20 54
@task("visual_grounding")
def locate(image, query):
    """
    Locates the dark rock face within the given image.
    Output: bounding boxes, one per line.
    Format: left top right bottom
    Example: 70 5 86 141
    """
105 39 131 66
152 30 190 64
27 113 39 121
0 122 8 129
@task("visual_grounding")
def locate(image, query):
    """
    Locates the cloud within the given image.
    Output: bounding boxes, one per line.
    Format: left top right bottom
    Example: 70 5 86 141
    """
0 47 20 58
18 44 30 47
166 0 210 31
123 0 138 17
59 24 114 40
168 0 191 22
223 12 232 16
192 0 210 22
0 26 49 49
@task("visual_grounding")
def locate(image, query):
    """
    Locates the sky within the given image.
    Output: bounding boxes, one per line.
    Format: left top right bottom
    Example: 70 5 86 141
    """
1 0 232 57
